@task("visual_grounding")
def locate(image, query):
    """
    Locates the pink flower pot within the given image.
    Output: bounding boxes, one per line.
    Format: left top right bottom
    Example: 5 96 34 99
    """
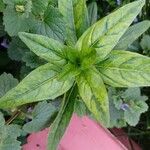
23 114 141 150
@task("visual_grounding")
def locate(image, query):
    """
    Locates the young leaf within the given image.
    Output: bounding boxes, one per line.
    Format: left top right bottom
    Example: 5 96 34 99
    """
97 50 150 87
58 0 77 46
0 73 18 97
0 63 74 108
30 6 66 42
0 112 21 150
47 85 77 150
76 0 145 61
3 0 32 36
73 0 89 38
88 2 97 26
19 32 66 65
23 101 57 133
114 21 150 50
77 67 110 126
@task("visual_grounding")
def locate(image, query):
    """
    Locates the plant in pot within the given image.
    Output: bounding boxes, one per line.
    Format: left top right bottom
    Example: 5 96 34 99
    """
0 0 150 149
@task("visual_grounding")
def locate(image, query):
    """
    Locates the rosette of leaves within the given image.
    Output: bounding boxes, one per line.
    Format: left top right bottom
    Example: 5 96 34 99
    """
109 87 148 127
0 0 150 149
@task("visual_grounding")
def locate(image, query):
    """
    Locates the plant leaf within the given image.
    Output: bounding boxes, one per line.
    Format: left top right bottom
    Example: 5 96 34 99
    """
58 0 77 46
23 101 57 133
0 112 21 150
114 21 150 50
140 34 150 50
0 63 74 108
97 50 150 87
32 0 49 15
47 85 77 150
7 37 29 61
73 0 89 38
76 0 145 61
30 5 66 42
22 52 46 69
88 2 97 26
0 73 18 98
19 32 66 65
58 0 89 44
3 0 32 36
77 67 110 126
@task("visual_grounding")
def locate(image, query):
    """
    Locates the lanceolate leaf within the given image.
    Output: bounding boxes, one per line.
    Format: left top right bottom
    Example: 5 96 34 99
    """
76 0 145 61
73 0 89 38
77 68 109 126
97 50 150 87
88 2 97 26
0 63 74 108
47 85 77 150
115 21 150 50
58 0 77 46
19 32 66 65
58 0 89 44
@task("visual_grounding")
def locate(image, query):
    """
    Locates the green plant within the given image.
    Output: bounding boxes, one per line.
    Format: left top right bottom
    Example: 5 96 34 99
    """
0 0 150 149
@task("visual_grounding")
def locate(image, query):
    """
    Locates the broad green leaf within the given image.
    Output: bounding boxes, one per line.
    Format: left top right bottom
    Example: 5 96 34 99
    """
76 0 145 61
32 0 49 15
7 38 29 61
97 50 150 87
19 32 66 65
58 0 77 45
73 0 89 38
0 112 21 150
0 63 74 108
3 0 32 36
0 0 4 12
47 85 77 150
115 21 150 50
122 88 148 126
88 2 97 26
23 101 57 133
0 73 18 97
108 89 126 128
108 87 148 127
22 52 46 69
77 67 109 126
30 6 66 42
